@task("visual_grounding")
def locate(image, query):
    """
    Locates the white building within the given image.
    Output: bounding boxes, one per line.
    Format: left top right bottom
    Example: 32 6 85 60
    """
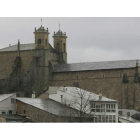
0 93 16 114
48 87 118 123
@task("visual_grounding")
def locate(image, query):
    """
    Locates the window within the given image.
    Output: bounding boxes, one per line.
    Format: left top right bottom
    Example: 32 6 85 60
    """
2 111 6 114
24 110 26 114
45 39 47 45
38 39 41 47
103 74 105 78
11 98 16 104
9 110 12 114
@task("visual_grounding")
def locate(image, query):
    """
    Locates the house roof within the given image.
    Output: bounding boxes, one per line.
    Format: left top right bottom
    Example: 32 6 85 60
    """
49 87 117 103
16 98 78 117
118 109 139 117
53 59 139 72
118 109 140 123
0 93 16 102
131 113 140 121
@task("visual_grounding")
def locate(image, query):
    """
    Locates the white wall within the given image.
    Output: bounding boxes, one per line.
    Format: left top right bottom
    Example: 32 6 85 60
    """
0 94 16 114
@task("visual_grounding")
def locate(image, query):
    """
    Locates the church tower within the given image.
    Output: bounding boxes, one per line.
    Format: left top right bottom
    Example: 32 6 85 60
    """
53 25 67 63
34 25 50 49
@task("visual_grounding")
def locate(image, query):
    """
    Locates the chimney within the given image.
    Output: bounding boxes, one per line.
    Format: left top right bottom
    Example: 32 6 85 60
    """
9 44 11 47
32 91 36 98
32 94 35 98
99 93 102 101
61 95 63 104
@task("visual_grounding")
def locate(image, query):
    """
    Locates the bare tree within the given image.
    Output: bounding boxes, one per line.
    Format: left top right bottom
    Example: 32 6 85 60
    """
65 87 96 122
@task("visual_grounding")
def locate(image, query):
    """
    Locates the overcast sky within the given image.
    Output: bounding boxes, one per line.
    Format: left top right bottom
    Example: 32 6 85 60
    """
0 17 140 63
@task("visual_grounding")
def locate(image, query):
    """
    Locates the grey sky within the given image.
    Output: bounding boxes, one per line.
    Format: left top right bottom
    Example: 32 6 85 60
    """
0 17 140 63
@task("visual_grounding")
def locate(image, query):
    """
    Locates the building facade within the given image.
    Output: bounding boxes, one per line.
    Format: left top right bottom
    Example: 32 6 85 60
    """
49 87 118 123
0 93 16 114
0 25 140 111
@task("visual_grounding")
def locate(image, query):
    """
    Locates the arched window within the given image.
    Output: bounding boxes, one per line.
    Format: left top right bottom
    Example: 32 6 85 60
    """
38 39 41 47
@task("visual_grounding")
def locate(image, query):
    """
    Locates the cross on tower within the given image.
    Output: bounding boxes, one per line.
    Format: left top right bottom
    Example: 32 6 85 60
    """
59 23 60 30
41 19 42 26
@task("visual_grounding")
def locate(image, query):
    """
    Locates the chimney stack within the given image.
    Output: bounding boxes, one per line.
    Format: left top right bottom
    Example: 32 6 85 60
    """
99 93 102 101
61 95 63 104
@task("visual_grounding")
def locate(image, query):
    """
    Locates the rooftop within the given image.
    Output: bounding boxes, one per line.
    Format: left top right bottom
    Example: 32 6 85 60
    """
0 43 35 52
53 59 139 72
49 87 117 103
16 98 78 117
0 93 16 102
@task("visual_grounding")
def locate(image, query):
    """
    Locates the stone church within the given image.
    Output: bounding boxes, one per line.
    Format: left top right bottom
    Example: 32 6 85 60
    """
0 25 140 110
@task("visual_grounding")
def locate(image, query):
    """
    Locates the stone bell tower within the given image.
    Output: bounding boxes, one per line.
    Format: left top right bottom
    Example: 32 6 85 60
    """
34 25 50 49
53 24 67 64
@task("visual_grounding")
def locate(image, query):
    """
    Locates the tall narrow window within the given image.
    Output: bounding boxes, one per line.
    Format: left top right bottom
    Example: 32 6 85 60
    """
38 39 41 47
45 39 47 45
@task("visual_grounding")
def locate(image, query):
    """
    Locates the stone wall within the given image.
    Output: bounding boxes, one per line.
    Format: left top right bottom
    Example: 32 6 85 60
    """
0 50 33 80
50 68 140 110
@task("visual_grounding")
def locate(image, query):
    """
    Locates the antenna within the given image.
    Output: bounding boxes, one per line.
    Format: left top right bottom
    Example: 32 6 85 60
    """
59 23 60 30
41 18 42 26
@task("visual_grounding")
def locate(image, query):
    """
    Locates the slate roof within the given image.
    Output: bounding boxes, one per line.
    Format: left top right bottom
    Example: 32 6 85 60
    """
118 109 139 117
0 93 16 102
118 109 140 123
0 43 35 52
131 113 140 121
53 59 140 72
16 98 78 117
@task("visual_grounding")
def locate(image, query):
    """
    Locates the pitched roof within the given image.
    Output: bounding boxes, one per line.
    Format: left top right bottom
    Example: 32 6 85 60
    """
0 93 16 102
53 59 139 72
16 98 77 117
49 87 117 103
0 43 35 52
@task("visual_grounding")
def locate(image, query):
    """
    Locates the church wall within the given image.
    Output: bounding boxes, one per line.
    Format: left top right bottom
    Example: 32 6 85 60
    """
0 50 33 80
50 68 140 110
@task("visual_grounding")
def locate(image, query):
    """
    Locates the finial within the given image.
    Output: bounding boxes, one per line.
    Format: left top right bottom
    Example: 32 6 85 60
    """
41 18 42 26
17 39 20 57
136 60 138 67
59 23 60 30
18 39 20 44
54 31 55 35
47 28 48 31
35 27 36 32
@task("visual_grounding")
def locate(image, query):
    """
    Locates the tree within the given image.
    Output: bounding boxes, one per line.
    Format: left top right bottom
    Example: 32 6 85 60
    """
64 87 96 122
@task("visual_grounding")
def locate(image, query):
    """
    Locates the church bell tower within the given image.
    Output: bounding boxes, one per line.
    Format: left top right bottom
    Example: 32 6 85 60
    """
34 24 50 49
53 24 67 63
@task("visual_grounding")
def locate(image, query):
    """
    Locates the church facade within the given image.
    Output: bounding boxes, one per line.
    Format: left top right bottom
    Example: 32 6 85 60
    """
0 25 140 110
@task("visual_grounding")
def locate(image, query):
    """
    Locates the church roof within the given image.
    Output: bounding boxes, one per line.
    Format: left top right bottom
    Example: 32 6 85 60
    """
0 43 35 52
53 59 140 72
